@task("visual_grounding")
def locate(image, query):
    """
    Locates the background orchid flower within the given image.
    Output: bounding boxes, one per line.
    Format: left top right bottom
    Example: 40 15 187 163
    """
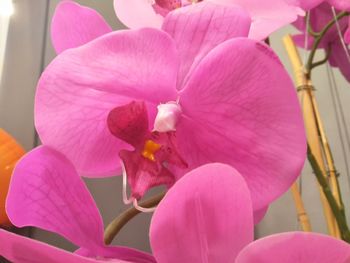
2 146 156 263
293 2 350 82
327 0 350 10
298 1 350 44
325 0 350 44
285 0 324 10
114 0 305 40
316 1 350 45
285 0 350 12
51 1 112 54
208 0 305 40
35 2 306 215
299 0 350 44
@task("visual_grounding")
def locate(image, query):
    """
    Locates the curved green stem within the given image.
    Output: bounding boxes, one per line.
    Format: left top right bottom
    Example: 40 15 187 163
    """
104 192 165 245
309 45 332 70
306 14 320 38
307 145 350 243
308 27 321 38
305 11 349 77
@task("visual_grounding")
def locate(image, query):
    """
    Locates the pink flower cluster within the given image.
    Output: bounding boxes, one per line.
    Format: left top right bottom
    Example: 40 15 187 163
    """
293 0 350 81
1 1 349 262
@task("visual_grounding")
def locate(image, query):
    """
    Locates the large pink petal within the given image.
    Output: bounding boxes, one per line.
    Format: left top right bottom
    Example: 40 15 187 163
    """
114 0 163 29
329 41 350 82
6 146 154 262
208 0 304 40
36 28 179 176
236 232 350 262
6 146 106 253
51 1 112 54
150 163 254 263
178 38 306 211
0 229 104 263
162 1 251 90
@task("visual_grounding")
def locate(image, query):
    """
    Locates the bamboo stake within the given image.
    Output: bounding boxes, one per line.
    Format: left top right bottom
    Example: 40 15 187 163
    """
308 146 350 241
311 97 342 237
311 100 342 206
283 35 337 237
291 182 312 231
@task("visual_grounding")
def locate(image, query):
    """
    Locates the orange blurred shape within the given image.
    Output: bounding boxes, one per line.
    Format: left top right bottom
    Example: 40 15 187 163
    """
0 129 25 226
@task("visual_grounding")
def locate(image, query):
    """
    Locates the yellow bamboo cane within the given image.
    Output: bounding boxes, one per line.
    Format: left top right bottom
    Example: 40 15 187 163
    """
291 182 312 231
283 34 339 237
311 98 342 238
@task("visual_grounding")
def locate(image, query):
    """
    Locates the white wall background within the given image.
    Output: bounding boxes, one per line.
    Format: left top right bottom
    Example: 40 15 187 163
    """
1 0 350 254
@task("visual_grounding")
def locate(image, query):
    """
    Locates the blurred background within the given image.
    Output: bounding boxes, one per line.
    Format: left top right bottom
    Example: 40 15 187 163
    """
1 0 350 254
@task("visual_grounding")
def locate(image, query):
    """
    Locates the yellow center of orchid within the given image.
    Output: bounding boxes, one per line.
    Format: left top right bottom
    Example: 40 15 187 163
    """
142 140 161 162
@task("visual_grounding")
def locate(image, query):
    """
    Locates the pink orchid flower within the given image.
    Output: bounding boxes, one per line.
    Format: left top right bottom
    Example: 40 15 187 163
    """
327 1 350 44
2 153 349 262
327 0 350 10
114 0 305 40
294 0 350 44
293 2 350 82
36 1 306 215
286 0 329 10
2 146 155 263
285 0 349 12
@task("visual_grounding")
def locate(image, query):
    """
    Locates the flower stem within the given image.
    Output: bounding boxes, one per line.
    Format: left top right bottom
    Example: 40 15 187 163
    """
309 45 332 70
104 192 165 245
307 145 350 242
305 11 349 77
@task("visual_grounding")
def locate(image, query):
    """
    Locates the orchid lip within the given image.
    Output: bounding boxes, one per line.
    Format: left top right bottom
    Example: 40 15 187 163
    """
121 159 161 213
109 101 187 206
